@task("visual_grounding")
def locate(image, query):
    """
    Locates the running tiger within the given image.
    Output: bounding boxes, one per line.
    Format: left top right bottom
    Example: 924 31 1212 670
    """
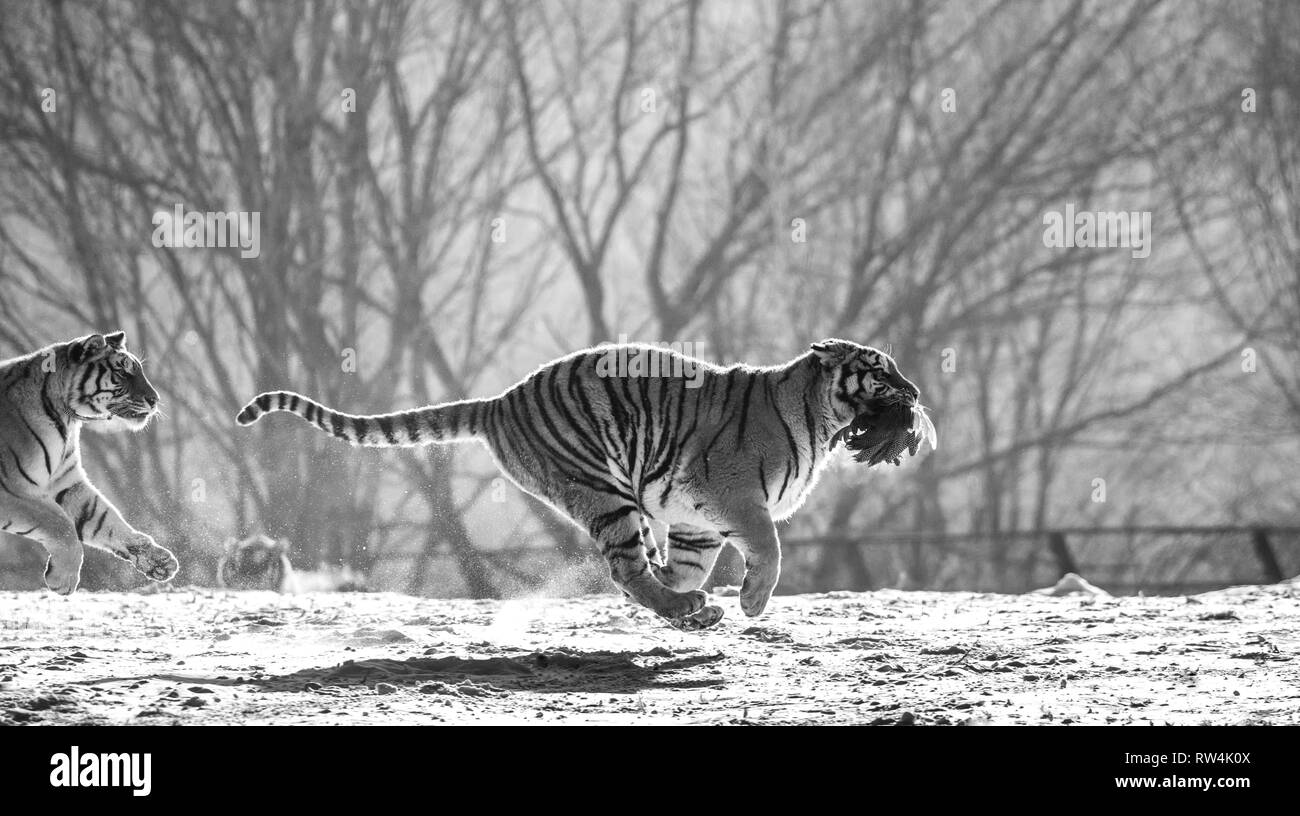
0 332 179 593
236 340 934 629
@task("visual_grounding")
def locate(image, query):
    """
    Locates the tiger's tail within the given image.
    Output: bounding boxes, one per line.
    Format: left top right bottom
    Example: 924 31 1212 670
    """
235 390 487 447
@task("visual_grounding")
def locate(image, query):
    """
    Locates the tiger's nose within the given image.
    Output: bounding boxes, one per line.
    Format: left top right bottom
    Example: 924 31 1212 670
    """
897 378 920 403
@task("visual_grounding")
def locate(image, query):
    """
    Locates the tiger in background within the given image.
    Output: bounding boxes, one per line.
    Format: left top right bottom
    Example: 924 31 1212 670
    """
0 332 178 593
237 339 928 630
217 534 291 591
217 534 368 593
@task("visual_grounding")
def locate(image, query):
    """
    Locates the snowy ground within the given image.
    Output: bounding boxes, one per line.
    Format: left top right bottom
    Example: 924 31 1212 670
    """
1 584 1296 725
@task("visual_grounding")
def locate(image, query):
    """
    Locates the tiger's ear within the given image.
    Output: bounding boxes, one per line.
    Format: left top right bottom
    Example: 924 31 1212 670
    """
68 333 107 364
810 339 858 369
104 331 126 350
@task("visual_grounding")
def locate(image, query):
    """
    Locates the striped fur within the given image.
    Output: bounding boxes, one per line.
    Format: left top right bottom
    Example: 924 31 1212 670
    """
236 339 925 628
217 534 292 591
236 390 483 447
0 332 179 593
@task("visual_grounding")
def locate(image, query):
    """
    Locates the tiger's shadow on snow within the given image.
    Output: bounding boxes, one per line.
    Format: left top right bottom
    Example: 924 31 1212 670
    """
267 650 729 694
84 650 728 695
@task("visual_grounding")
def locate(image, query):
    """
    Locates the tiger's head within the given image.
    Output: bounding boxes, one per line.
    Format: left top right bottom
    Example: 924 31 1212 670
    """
62 331 160 432
217 534 292 591
810 338 920 426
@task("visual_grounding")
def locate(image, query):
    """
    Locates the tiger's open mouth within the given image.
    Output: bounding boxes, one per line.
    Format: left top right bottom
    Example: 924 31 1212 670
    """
831 401 937 466
111 406 157 424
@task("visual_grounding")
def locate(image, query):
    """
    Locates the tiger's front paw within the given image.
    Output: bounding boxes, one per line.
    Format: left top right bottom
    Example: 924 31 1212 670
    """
739 560 779 617
654 589 709 620
44 556 81 595
127 533 179 582
668 604 725 631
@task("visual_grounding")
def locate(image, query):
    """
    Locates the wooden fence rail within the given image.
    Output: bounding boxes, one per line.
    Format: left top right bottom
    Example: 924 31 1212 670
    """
772 525 1299 594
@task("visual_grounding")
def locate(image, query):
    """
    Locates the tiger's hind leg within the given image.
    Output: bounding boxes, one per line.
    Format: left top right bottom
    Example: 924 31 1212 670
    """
615 519 723 629
619 519 663 599
0 495 84 595
654 523 726 592
642 518 666 568
581 502 714 622
479 435 719 627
